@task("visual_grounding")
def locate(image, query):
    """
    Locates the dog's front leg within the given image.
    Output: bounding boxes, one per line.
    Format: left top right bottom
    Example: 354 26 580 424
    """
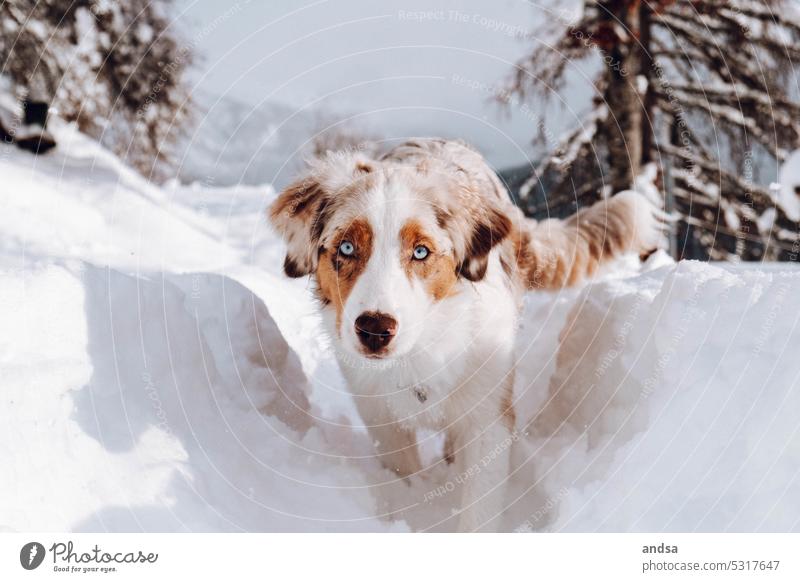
353 395 422 478
369 422 423 478
455 418 512 532
451 366 515 533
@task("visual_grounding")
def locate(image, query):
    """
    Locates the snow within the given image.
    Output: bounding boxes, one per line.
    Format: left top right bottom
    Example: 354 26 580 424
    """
777 149 800 222
0 126 240 272
512 256 800 532
2 121 800 532
1 264 391 531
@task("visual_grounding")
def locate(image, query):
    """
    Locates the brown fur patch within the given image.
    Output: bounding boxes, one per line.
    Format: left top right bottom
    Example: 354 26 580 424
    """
316 218 374 329
283 256 305 278
400 219 458 301
469 208 512 258
459 207 513 282
500 381 516 431
434 207 451 229
355 161 373 174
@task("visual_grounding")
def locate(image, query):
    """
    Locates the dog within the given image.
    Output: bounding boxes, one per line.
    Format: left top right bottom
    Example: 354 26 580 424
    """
269 138 662 531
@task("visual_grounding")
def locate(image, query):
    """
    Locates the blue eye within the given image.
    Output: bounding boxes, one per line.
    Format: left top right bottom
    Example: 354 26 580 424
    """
412 245 429 260
339 241 355 256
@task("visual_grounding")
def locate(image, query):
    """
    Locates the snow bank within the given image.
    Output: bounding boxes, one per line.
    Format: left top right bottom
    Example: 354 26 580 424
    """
0 263 398 531
0 125 239 272
510 257 800 532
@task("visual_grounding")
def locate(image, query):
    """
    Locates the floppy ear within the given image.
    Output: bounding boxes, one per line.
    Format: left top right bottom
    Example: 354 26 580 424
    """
456 204 513 281
268 152 376 278
268 176 329 278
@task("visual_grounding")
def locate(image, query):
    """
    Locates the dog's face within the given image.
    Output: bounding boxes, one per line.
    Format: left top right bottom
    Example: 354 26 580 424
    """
269 151 512 360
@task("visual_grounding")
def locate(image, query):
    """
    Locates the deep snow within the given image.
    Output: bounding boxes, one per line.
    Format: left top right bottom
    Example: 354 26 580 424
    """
2 122 800 532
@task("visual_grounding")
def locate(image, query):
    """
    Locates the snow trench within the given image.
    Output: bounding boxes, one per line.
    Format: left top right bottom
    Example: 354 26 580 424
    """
3 258 800 532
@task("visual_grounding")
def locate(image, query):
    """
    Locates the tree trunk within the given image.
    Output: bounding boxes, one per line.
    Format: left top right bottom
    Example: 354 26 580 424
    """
639 2 655 166
600 0 643 193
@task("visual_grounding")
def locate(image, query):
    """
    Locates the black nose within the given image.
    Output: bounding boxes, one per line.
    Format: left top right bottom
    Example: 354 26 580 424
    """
355 312 398 353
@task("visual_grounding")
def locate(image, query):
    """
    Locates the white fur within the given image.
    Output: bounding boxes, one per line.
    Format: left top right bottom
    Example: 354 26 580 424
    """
327 221 518 531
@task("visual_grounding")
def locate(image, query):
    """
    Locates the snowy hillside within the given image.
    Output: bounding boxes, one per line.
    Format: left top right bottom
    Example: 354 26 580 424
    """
173 91 324 190
2 123 800 532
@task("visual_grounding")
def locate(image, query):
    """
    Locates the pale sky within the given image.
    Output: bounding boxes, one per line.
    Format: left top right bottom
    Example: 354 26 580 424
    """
175 0 587 169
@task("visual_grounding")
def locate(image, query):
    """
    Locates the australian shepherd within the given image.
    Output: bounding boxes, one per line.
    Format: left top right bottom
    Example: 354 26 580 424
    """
269 138 662 531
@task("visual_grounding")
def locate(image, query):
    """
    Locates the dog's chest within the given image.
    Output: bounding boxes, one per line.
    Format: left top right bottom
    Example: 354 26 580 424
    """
342 348 469 430
386 363 463 430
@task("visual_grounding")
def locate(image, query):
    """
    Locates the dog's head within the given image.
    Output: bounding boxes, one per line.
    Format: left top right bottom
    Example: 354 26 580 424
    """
268 143 512 360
